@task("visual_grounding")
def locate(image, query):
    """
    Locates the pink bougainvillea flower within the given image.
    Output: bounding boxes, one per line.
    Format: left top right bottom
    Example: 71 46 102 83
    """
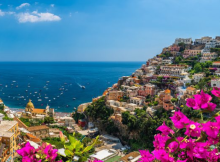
168 141 179 153
215 115 220 124
179 138 195 160
186 98 197 109
185 121 202 137
170 110 189 129
211 87 220 98
17 142 36 159
206 102 217 111
207 148 220 162
43 144 58 161
193 142 209 159
178 151 187 160
193 90 212 109
152 149 174 162
153 134 170 150
156 121 174 136
202 121 220 138
139 150 155 162
207 136 219 145
176 160 187 162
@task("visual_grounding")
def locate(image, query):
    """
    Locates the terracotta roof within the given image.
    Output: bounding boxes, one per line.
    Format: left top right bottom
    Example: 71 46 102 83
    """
120 152 140 162
26 133 41 143
213 61 220 63
165 89 171 94
32 108 45 114
27 125 49 132
187 87 196 91
14 117 28 129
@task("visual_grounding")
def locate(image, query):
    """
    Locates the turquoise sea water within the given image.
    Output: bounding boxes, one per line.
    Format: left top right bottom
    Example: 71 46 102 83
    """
0 62 144 112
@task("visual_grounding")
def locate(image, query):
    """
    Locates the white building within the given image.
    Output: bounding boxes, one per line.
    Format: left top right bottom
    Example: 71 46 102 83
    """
182 73 192 85
211 79 220 88
130 97 145 106
162 59 173 64
193 73 205 83
175 38 192 45
133 69 143 77
194 36 212 44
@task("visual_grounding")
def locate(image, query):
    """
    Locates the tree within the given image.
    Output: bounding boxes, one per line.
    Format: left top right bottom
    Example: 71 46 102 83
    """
44 117 54 124
85 97 113 120
194 63 202 73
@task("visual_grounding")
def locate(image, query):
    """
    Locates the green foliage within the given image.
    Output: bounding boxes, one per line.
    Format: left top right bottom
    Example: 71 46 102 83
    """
19 117 44 127
0 104 4 110
43 137 64 149
63 133 99 162
44 117 54 124
171 98 178 103
104 119 119 134
85 96 113 120
72 113 85 123
120 96 130 102
182 106 200 119
210 48 220 55
194 63 202 73
0 110 13 121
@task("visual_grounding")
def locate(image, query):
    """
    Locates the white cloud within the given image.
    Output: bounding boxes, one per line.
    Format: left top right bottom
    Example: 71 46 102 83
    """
0 9 5 16
16 3 30 10
51 4 54 7
17 11 61 23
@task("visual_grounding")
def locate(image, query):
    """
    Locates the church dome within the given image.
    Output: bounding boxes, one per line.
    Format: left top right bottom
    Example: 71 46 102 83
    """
26 99 34 109
165 89 171 94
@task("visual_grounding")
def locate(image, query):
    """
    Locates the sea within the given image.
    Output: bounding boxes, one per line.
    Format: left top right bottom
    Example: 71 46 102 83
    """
0 62 144 112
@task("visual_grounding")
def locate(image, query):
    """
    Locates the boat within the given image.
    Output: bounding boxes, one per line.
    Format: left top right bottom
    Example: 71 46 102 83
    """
12 81 16 82
16 85 18 88
81 86 85 89
5 85 7 88
38 99 42 101
45 97 48 99
49 100 51 102
73 98 76 100
47 81 50 83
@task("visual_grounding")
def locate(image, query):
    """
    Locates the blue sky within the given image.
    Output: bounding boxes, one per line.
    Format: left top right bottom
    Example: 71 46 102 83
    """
0 0 220 61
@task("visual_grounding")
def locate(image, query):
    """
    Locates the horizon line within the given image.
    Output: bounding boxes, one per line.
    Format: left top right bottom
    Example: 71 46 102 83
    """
0 61 146 62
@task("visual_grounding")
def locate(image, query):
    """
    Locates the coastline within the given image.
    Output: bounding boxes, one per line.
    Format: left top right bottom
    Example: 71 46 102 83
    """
0 61 145 113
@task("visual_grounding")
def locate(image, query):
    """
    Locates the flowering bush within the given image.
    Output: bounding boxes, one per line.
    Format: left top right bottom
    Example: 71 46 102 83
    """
139 88 220 162
17 142 62 162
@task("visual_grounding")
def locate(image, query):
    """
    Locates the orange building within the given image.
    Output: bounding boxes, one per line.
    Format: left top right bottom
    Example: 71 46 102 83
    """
163 89 174 111
0 120 20 162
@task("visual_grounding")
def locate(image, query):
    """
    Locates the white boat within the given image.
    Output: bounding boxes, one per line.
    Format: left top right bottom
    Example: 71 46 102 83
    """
38 99 42 101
